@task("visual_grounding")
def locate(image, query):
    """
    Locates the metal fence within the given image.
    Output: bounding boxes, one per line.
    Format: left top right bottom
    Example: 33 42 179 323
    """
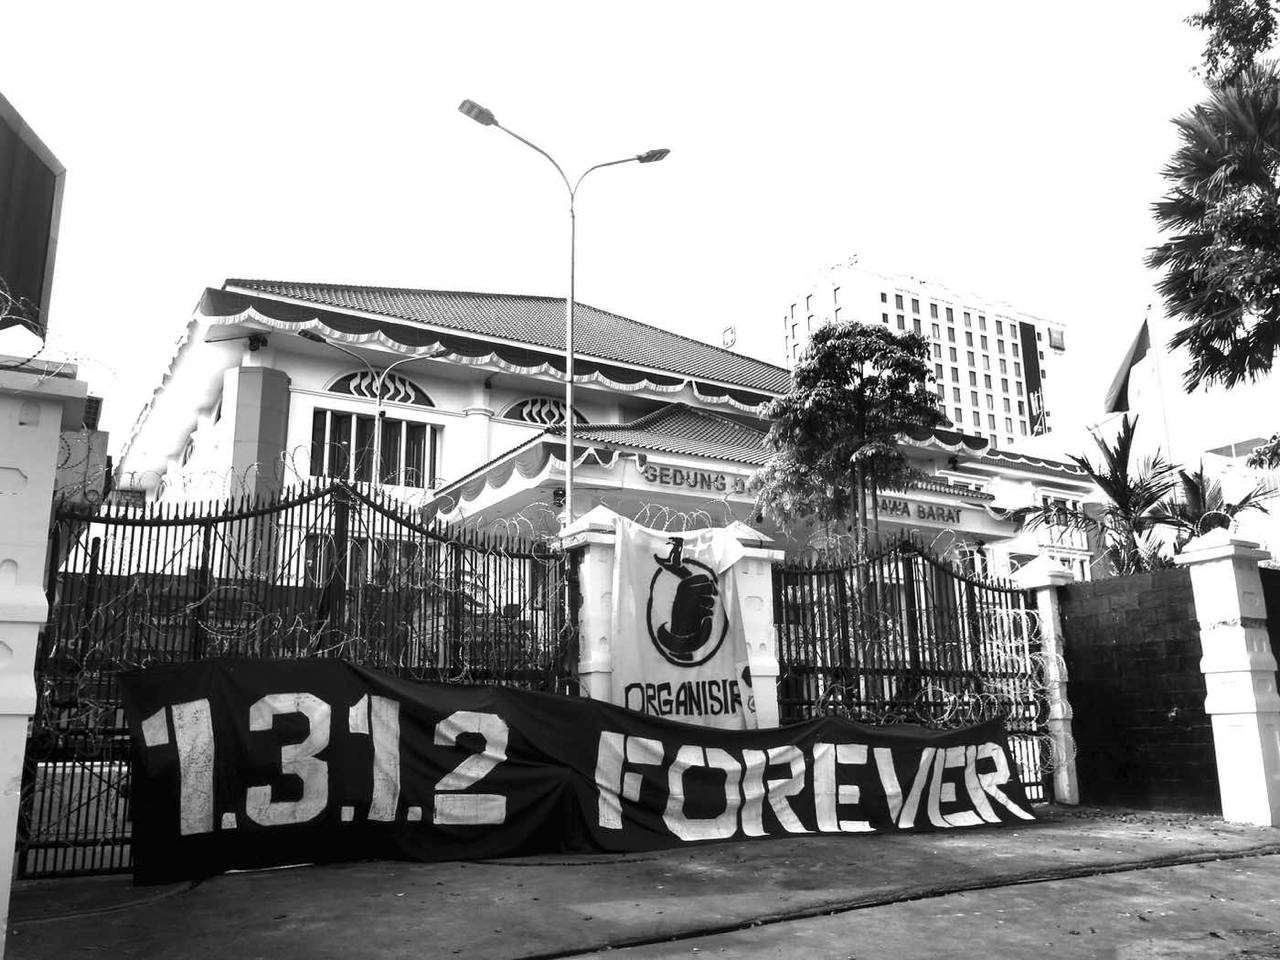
22 480 578 877
773 543 1052 803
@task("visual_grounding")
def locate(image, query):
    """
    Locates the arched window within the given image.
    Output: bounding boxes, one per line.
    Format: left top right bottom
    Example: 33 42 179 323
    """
330 370 433 407
501 397 584 426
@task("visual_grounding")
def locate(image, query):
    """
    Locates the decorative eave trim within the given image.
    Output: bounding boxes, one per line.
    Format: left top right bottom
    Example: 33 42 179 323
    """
223 284 788 401
216 304 774 415
423 437 645 524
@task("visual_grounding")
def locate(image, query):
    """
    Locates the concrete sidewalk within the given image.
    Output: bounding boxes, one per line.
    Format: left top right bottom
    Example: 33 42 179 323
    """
7 807 1279 960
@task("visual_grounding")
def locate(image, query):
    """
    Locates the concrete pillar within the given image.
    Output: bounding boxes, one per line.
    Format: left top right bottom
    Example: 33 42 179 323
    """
559 507 786 728
227 364 290 501
0 364 87 952
1175 529 1280 826
730 544 785 728
561 513 616 702
1014 554 1079 805
461 405 494 469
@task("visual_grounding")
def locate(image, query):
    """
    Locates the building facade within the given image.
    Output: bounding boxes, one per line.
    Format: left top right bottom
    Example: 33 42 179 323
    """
115 279 1097 577
783 262 1067 450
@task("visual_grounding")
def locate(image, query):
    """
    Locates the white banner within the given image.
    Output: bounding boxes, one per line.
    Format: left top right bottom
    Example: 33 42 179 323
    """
610 518 757 730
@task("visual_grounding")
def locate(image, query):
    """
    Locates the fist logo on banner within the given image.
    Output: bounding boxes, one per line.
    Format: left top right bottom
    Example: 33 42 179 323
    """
647 537 728 667
612 518 754 729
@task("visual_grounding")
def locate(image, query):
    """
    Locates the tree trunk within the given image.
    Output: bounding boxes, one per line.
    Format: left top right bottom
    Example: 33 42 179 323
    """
870 477 881 550
853 461 866 557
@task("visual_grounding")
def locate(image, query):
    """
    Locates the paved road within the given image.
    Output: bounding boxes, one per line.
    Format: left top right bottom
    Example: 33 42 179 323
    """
7 808 1279 959
589 855 1280 960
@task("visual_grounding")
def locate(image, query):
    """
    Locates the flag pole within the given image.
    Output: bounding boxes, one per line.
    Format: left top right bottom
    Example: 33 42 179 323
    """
1145 303 1177 462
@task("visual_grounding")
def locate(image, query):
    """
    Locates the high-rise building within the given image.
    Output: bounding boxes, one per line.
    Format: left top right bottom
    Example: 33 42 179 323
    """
782 262 1067 450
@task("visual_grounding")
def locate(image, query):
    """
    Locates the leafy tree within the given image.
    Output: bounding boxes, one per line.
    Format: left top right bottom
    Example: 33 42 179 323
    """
1021 416 1179 576
1189 0 1278 83
1148 63 1280 390
1152 461 1269 547
751 322 946 551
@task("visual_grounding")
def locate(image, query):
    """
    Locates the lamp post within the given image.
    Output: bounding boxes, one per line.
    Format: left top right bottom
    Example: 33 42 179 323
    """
457 99 668 528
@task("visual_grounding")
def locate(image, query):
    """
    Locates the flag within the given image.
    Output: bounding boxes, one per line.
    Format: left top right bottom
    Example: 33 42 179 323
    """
1103 319 1151 413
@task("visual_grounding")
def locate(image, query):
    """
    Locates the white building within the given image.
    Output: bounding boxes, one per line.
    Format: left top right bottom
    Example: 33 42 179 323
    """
115 279 1097 576
783 262 1068 451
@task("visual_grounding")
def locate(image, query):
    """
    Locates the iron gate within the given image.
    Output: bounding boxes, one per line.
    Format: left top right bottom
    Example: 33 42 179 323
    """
773 543 1055 803
21 480 578 877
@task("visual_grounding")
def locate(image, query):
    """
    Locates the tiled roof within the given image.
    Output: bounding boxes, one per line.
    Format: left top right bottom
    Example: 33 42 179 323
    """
551 403 771 465
224 280 791 395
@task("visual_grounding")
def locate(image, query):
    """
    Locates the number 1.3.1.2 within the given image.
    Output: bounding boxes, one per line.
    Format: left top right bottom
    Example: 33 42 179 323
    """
140 694 510 834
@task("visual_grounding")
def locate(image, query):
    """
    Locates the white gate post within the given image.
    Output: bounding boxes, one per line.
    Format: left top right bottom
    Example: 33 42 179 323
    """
0 363 88 949
728 527 785 729
559 508 617 701
1175 529 1280 826
1014 556 1079 804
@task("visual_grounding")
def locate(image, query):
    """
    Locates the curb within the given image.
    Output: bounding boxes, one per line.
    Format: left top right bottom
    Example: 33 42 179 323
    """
9 881 197 926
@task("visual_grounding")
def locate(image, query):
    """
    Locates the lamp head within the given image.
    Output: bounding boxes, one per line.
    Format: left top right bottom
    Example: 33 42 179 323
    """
297 330 327 344
458 99 498 126
636 148 670 164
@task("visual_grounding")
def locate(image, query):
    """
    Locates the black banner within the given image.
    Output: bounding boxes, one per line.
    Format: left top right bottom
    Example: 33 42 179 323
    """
121 660 1035 883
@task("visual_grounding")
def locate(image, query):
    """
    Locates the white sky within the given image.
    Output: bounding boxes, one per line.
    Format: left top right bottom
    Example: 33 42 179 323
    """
2 1 1213 452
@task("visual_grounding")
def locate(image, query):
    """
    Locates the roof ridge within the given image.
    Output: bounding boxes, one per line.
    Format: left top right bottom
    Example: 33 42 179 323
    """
223 279 788 376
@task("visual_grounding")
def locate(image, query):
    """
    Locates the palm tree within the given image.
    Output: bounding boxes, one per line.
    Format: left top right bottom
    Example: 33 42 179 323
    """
1021 416 1179 576
1148 62 1280 389
1154 462 1270 549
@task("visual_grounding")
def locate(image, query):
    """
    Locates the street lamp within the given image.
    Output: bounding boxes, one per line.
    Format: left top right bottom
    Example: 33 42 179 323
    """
458 98 668 528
